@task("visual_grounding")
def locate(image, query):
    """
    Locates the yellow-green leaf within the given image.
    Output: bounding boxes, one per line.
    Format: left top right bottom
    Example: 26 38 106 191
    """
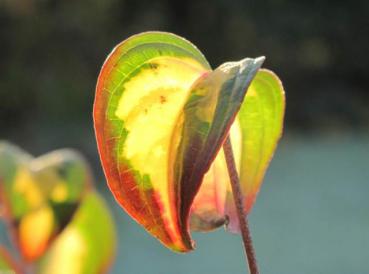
93 31 211 252
173 57 265 239
190 69 285 233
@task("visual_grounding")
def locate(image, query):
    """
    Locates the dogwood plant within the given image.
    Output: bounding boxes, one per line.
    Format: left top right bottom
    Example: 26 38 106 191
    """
93 31 285 273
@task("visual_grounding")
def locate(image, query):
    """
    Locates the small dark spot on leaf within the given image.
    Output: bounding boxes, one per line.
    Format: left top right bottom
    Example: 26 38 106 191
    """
149 63 159 70
160 95 167 104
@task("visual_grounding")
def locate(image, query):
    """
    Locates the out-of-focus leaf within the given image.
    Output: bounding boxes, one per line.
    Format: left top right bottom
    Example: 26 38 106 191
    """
0 245 19 273
37 191 116 274
0 142 92 261
172 57 265 243
93 31 211 252
190 69 285 233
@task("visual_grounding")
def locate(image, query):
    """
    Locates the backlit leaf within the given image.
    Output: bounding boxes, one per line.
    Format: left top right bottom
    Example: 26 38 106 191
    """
172 57 265 242
190 69 285 233
94 31 278 251
93 32 211 252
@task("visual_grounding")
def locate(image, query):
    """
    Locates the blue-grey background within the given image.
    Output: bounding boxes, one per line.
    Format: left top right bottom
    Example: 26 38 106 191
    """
1 0 369 273
110 135 369 274
2 133 368 273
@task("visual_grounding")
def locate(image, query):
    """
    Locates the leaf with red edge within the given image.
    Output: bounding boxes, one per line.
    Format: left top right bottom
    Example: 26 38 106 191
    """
93 32 211 252
93 30 276 252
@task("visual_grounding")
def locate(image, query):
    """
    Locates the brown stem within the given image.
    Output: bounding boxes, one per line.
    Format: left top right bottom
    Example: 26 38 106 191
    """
223 136 259 274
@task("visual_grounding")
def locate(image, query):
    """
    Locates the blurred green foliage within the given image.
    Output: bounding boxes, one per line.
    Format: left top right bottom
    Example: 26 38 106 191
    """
0 142 116 273
0 0 368 134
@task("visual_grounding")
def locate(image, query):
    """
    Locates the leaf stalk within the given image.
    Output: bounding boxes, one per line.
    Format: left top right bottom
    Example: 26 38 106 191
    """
223 136 259 274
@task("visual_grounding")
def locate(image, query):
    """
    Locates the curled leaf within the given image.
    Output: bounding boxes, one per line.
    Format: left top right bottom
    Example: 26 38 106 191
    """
190 69 285 233
172 57 265 242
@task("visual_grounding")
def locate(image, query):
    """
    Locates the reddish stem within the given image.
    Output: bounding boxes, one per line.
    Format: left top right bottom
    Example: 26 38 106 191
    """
223 136 259 274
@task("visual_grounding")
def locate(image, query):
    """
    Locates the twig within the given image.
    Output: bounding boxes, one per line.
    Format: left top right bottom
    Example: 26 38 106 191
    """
223 136 259 274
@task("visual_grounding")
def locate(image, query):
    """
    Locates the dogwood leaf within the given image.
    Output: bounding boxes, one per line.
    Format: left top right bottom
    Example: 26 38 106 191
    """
173 57 265 241
190 69 285 233
93 31 211 252
93 31 275 251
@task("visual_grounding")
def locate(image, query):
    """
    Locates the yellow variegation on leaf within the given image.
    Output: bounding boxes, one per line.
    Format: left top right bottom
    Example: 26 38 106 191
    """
94 31 285 252
94 32 211 252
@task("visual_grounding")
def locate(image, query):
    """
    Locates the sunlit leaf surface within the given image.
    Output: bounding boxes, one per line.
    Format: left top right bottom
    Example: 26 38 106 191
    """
0 142 92 261
190 69 285 233
94 31 211 252
37 191 116 274
94 30 283 251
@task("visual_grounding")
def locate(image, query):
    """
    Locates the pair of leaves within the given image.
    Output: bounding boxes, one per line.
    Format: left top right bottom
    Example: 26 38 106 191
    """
94 32 285 252
0 142 116 273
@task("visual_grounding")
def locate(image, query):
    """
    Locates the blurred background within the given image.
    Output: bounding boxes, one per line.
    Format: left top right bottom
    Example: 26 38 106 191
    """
0 0 368 273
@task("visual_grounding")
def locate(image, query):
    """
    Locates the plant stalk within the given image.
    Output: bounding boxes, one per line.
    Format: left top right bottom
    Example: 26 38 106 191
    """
223 136 259 274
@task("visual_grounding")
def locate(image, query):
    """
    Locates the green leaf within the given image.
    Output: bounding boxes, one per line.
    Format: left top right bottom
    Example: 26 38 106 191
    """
93 31 211 252
225 69 285 232
190 69 285 233
94 31 285 251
